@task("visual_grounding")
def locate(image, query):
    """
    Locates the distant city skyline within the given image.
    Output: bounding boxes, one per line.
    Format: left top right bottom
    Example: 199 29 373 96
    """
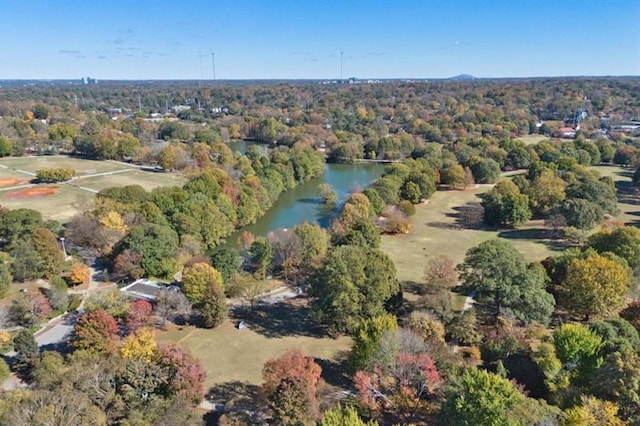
0 0 638 80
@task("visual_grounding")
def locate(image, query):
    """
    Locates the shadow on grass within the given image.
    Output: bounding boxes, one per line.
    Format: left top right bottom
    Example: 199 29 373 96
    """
207 380 261 405
401 280 427 295
497 228 567 253
231 299 327 338
204 381 262 425
616 181 640 205
315 350 352 389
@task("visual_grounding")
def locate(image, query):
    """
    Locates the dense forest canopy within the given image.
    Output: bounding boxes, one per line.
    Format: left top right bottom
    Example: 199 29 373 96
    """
0 77 639 425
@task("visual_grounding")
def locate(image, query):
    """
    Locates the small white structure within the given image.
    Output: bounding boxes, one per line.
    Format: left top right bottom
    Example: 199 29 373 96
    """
238 320 248 330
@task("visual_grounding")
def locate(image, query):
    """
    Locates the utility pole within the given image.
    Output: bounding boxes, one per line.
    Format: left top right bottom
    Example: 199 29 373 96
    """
211 52 216 81
198 50 203 88
137 93 142 113
340 51 343 82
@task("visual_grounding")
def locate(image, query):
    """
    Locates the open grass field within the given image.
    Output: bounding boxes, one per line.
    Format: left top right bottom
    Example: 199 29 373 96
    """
78 169 185 192
0 156 126 176
0 184 95 222
516 135 549 145
155 300 351 390
0 156 186 222
381 186 558 286
588 165 640 225
381 165 640 309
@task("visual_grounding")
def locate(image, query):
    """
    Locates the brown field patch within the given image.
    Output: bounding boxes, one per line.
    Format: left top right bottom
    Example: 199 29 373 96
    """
4 186 58 199
0 178 27 187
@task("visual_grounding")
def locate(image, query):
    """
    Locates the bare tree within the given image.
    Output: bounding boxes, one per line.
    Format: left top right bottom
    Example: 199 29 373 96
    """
156 289 192 325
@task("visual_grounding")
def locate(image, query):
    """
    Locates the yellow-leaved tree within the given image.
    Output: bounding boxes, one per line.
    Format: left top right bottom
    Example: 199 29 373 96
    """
68 263 89 288
564 396 624 426
120 328 157 363
100 211 128 233
559 253 630 320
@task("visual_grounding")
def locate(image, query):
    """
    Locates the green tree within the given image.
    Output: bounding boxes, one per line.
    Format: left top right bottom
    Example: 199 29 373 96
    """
349 314 398 371
440 369 525 426
560 199 603 230
119 223 179 279
209 246 241 284
481 180 532 227
526 169 566 216
0 252 12 297
440 164 466 189
321 404 378 426
317 183 337 205
181 262 223 305
198 279 227 328
559 253 630 320
363 188 385 216
31 104 49 119
309 245 399 333
249 237 272 280
458 239 555 324
294 223 329 270
13 330 39 373
588 226 640 269
469 157 501 184
0 136 13 157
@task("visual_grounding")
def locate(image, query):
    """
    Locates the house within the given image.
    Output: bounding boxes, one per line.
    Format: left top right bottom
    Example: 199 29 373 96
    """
555 126 577 139
120 279 177 301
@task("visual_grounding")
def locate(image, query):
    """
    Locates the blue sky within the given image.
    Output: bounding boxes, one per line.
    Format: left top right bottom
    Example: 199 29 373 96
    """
0 0 638 80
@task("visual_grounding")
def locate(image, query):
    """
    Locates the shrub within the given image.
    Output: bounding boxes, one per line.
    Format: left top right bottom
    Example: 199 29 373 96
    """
35 167 75 183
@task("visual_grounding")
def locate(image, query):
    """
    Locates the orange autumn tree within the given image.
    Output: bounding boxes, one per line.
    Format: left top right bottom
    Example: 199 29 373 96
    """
262 350 322 426
68 263 89 288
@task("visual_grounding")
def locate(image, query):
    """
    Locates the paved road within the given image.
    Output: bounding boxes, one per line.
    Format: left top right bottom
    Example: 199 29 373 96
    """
34 313 79 348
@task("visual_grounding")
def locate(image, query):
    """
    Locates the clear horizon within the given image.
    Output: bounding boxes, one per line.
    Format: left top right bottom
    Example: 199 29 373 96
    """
1 0 639 80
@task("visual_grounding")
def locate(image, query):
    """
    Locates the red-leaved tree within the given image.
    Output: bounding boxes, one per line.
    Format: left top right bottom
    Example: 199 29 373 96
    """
71 309 120 354
354 349 443 423
157 343 206 405
125 299 153 335
262 349 322 426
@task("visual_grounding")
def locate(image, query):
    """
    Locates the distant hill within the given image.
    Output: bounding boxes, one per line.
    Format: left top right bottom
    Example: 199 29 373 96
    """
448 74 476 81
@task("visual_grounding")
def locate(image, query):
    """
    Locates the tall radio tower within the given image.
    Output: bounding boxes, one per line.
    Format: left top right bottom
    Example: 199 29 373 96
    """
211 52 216 81
340 51 343 82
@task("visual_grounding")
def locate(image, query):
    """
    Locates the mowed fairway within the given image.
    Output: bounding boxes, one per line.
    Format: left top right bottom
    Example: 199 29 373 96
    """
381 186 557 288
0 156 185 221
156 319 351 390
381 165 640 291
588 165 640 225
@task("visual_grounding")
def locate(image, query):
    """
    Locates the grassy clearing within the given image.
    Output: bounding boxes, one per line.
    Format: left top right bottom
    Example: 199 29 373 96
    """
516 135 549 145
381 186 557 288
156 302 351 390
589 165 639 225
78 169 186 192
0 184 95 222
0 156 127 176
0 156 185 222
382 165 640 309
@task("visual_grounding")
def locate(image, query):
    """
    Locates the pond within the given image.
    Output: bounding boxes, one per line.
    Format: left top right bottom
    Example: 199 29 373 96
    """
226 162 385 244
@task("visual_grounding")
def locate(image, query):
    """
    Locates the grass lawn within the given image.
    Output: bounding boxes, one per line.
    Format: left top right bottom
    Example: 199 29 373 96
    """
0 156 127 176
0 184 95 222
516 135 549 145
588 165 639 225
0 156 185 222
381 165 640 310
78 169 186 192
381 186 557 288
155 299 352 391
